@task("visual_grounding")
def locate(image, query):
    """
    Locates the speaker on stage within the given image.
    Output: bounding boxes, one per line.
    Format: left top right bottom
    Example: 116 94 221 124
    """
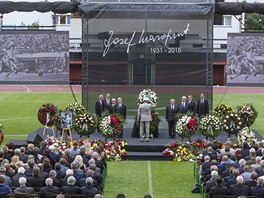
27 133 44 147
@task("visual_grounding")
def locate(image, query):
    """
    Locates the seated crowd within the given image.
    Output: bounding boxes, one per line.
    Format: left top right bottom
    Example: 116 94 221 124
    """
0 141 106 198
199 140 264 198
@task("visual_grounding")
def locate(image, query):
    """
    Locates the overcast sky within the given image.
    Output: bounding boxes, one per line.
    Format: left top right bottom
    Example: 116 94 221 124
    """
2 0 70 26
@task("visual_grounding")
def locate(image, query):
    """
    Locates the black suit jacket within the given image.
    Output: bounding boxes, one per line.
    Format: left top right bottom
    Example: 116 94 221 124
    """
178 102 187 114
109 104 117 114
116 104 127 119
197 99 209 116
209 185 228 197
62 185 80 194
255 166 264 177
187 101 196 114
103 99 112 112
95 100 105 117
165 104 178 121
229 184 249 196
80 185 100 195
12 173 27 187
39 186 60 198
27 176 45 188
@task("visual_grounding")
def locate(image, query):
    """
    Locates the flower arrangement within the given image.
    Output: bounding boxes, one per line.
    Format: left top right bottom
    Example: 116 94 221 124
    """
150 110 161 132
162 142 195 162
65 102 85 115
199 115 223 139
175 115 198 139
90 139 128 161
99 114 125 139
237 127 258 147
45 136 80 153
237 104 258 128
37 103 57 127
137 89 158 105
135 110 160 137
0 123 4 146
74 113 97 137
214 104 233 118
191 139 207 156
223 112 243 135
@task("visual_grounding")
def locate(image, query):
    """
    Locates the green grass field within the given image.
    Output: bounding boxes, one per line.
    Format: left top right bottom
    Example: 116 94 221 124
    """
0 92 263 138
0 91 263 198
104 161 201 198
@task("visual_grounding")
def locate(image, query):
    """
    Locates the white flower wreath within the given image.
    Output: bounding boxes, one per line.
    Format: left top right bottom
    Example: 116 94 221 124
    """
137 89 158 105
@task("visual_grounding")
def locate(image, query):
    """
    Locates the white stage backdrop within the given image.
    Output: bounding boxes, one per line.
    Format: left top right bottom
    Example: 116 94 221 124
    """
227 33 264 85
0 31 69 83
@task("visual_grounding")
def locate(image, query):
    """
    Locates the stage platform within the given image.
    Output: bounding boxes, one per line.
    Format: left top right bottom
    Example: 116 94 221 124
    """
10 128 264 161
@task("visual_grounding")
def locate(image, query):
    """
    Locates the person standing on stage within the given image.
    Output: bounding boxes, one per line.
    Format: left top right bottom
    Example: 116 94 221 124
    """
137 97 156 142
196 93 209 117
109 98 117 114
178 96 187 114
95 94 105 118
165 98 178 138
104 93 112 113
95 94 105 132
187 95 196 115
116 97 127 138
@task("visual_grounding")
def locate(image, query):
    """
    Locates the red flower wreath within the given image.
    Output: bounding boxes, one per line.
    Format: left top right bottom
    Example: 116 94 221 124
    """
38 103 57 127
187 117 197 136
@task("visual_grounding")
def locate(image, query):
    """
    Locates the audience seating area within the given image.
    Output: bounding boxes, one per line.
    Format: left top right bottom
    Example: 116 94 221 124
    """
193 140 264 198
0 141 107 198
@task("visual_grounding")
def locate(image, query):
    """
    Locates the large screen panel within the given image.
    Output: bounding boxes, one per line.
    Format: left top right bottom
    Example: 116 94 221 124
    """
227 33 264 86
0 31 69 83
80 1 214 118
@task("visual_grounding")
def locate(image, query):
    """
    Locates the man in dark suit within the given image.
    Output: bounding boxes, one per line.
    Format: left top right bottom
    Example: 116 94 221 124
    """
39 178 60 198
95 94 105 118
109 98 117 114
178 96 187 114
209 176 228 198
103 93 112 113
229 176 249 196
95 94 105 132
251 177 264 196
27 167 45 188
196 93 209 117
14 177 35 195
80 177 101 195
116 97 127 138
62 176 80 194
165 98 178 138
255 160 264 177
187 95 196 115
12 167 27 187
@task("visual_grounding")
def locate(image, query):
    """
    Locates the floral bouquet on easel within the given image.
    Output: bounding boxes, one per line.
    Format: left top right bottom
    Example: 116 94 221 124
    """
37 103 57 127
